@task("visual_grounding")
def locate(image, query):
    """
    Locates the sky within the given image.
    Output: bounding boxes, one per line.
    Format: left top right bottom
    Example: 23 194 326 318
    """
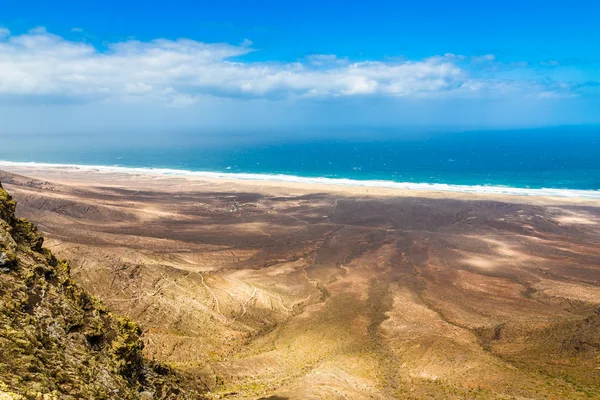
1 0 600 136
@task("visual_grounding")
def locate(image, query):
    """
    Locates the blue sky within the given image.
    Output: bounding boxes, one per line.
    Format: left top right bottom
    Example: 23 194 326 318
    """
1 0 599 134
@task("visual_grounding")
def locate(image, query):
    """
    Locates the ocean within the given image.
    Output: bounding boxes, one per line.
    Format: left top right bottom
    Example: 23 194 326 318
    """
2 126 600 197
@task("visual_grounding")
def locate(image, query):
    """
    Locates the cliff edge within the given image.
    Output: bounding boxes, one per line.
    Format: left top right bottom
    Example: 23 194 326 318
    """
0 183 203 399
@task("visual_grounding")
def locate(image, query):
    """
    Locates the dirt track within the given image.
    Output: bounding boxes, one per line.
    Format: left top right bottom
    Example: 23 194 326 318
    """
2 167 600 399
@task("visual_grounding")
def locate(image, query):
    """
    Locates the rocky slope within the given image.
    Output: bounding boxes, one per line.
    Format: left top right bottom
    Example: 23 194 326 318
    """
2 168 600 399
0 183 204 399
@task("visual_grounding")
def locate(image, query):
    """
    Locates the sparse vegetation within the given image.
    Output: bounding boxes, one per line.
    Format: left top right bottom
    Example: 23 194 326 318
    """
0 183 205 399
2 169 600 399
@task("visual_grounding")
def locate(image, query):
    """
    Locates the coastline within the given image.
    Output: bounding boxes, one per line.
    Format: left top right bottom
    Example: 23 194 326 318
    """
1 160 600 202
2 159 600 398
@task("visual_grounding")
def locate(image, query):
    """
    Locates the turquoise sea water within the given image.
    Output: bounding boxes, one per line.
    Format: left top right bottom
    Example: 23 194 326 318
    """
2 127 599 192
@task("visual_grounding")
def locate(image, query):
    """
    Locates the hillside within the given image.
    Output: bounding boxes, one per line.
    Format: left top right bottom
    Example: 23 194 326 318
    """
1 167 600 399
0 182 204 399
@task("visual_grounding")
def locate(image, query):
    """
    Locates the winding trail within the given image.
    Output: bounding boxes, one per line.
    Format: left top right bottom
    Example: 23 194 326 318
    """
199 272 227 324
232 285 258 322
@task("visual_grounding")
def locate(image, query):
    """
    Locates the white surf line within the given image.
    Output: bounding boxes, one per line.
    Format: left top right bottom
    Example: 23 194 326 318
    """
2 160 600 199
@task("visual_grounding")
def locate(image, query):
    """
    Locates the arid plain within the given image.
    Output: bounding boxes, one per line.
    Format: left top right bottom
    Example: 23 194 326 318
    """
1 166 599 399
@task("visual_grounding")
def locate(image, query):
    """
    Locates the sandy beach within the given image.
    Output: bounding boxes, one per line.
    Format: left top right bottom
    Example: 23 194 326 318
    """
1 164 599 399
2 161 600 204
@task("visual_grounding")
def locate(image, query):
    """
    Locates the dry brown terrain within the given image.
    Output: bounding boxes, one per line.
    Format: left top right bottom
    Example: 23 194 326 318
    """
1 166 599 399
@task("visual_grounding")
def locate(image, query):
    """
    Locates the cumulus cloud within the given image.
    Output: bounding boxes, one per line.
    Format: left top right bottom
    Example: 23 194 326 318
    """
0 28 573 106
306 54 349 66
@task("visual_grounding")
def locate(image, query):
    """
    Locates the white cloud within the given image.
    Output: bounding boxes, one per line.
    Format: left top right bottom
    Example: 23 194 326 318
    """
124 82 153 95
306 54 349 66
0 28 574 107
28 26 48 34
71 27 84 33
472 54 496 63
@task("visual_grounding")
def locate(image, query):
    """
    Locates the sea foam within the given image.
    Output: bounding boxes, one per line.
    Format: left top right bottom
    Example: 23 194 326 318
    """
1 160 599 199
